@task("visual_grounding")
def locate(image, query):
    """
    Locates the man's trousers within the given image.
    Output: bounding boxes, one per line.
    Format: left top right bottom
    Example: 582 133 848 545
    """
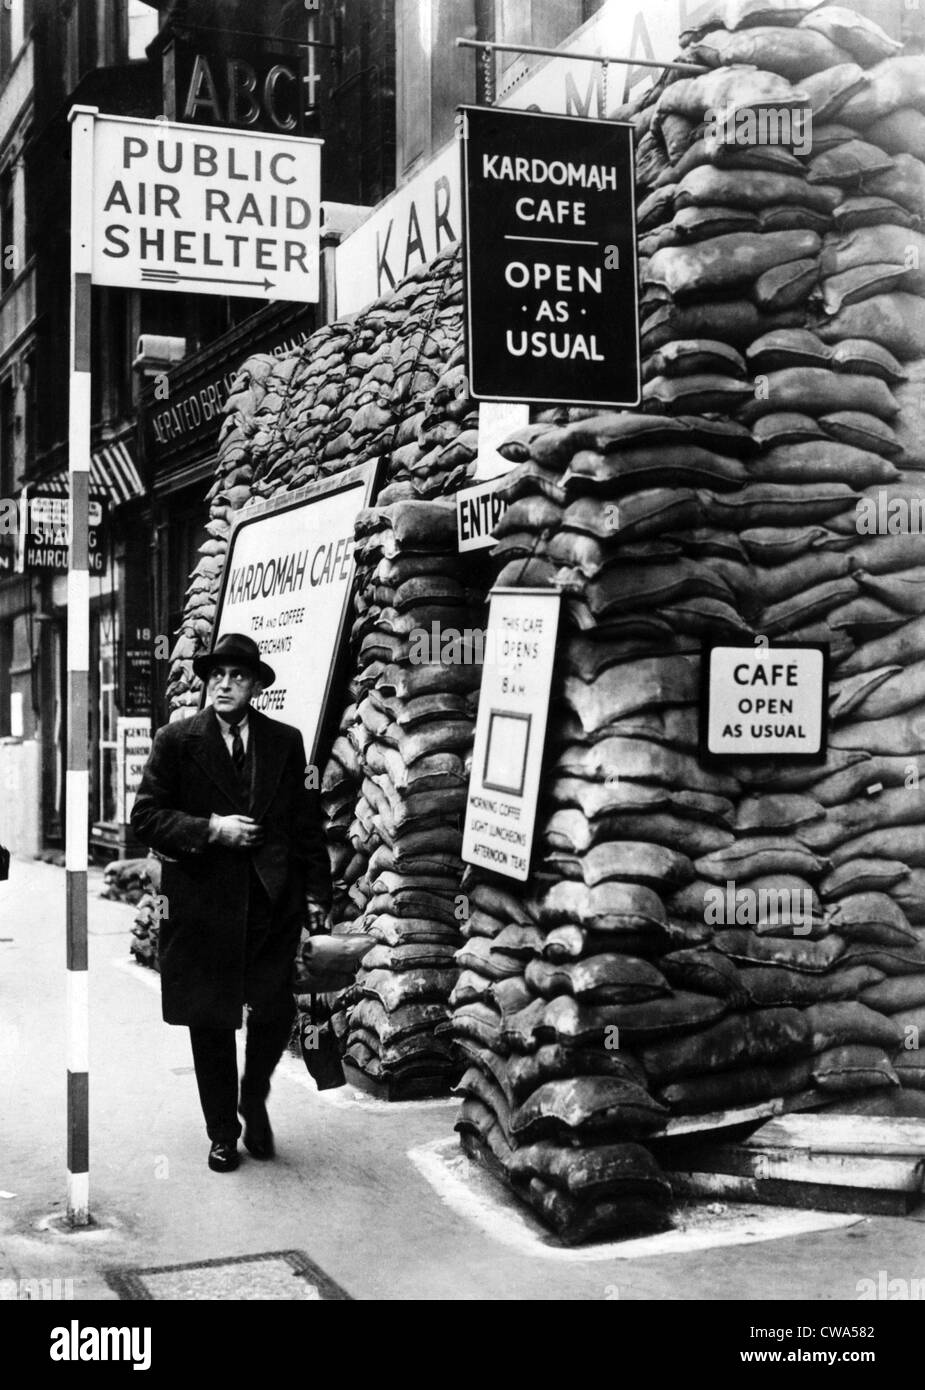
188 871 297 1143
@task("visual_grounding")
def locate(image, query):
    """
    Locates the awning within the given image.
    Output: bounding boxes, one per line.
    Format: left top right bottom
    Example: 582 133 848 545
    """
35 440 144 507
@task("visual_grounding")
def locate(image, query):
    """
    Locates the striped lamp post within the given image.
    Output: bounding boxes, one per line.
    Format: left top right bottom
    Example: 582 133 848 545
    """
65 107 96 1226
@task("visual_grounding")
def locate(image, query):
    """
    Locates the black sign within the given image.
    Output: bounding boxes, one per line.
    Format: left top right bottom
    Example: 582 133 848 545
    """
168 39 312 135
460 106 640 408
124 644 153 717
23 495 109 575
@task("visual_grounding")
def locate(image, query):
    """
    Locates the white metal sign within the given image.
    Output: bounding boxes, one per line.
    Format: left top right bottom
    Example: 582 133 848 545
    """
456 476 509 553
704 645 828 759
212 466 377 767
462 588 560 880
335 141 458 315
89 114 322 301
117 718 152 824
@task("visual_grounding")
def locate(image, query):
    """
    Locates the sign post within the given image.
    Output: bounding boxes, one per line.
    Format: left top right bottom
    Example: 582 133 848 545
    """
65 106 323 1225
66 106 95 1227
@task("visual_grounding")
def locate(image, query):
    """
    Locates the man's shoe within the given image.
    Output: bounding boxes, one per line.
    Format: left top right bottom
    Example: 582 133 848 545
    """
239 1105 275 1160
208 1140 240 1173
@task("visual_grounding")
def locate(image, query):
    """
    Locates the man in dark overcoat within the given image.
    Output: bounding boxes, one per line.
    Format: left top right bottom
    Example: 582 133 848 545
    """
131 633 332 1173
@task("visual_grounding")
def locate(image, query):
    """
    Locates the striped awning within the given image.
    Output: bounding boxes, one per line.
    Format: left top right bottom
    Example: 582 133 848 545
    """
36 440 144 507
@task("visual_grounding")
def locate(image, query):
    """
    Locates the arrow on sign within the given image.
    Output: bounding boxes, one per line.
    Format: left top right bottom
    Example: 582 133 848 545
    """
141 269 275 292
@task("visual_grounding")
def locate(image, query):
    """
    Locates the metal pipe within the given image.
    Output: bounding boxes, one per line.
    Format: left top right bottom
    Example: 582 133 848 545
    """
455 37 708 76
182 25 336 50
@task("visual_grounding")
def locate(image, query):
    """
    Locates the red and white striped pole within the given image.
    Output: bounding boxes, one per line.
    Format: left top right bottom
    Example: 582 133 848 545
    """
65 106 97 1226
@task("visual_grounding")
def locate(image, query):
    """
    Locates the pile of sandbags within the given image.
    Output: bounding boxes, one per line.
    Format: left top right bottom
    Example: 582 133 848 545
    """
129 892 160 970
101 857 152 905
323 496 481 1096
244 249 471 502
630 5 925 1118
446 9 925 1224
444 871 674 1243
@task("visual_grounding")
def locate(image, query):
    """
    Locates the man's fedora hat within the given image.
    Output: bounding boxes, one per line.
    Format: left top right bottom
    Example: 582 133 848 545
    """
193 633 276 688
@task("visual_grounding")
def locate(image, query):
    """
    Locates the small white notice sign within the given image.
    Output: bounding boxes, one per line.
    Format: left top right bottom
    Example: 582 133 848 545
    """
456 476 508 553
462 588 560 881
118 718 152 824
705 644 828 758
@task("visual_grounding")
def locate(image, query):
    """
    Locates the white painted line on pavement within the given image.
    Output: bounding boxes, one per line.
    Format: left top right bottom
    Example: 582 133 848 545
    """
111 956 161 992
407 1136 864 1263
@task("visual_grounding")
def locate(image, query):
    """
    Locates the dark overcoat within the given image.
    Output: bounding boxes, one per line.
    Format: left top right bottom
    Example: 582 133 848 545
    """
130 705 332 1029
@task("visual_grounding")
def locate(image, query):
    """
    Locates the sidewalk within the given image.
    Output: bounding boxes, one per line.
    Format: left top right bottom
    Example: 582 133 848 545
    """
1 856 923 1301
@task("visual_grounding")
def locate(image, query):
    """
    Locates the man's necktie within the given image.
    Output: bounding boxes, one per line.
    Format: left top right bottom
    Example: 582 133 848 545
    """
231 722 245 787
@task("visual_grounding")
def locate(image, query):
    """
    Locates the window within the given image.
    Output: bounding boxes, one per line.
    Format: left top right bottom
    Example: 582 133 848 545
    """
494 0 586 97
0 167 13 294
97 611 119 825
0 621 10 738
397 0 432 176
396 0 476 178
22 352 34 471
9 0 28 59
127 0 157 61
0 374 15 498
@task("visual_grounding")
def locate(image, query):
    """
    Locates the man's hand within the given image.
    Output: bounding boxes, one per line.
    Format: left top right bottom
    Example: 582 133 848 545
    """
209 814 264 850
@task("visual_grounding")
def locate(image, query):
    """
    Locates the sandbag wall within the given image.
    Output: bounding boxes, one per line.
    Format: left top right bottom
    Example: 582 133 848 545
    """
322 497 482 1096
447 2 925 1243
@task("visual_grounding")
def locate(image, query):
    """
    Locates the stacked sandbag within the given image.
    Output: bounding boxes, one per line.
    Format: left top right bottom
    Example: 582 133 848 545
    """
444 871 674 1243
442 6 921 1232
101 857 152 906
440 408 748 1239
129 892 160 970
325 496 481 1096
655 9 925 1110
244 249 472 503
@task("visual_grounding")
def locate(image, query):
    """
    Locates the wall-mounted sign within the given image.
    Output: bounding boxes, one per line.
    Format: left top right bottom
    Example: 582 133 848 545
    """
24 495 108 575
462 588 560 881
118 718 153 825
702 643 829 761
456 476 509 554
335 140 458 316
123 644 153 718
168 40 311 135
460 105 639 407
210 463 380 767
89 113 322 302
